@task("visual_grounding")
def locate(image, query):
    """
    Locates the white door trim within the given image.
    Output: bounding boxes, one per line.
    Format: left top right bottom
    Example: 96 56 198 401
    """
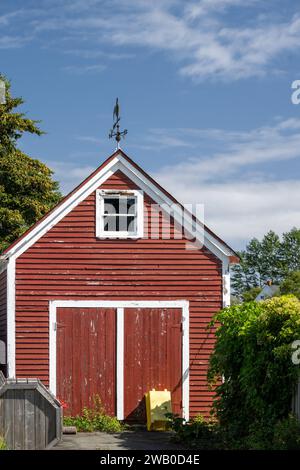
49 299 189 421
116 307 124 420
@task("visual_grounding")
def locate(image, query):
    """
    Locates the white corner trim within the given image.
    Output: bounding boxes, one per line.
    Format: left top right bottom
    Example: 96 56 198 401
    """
48 300 189 420
95 189 144 239
49 301 57 395
4 152 233 263
182 301 190 422
6 257 16 378
116 307 124 420
222 261 231 308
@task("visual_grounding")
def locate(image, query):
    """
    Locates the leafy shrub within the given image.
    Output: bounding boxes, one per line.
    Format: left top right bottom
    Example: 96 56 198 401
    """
273 414 300 450
167 413 300 450
208 295 300 441
241 421 276 450
168 295 300 450
0 436 7 450
63 395 123 433
166 413 226 450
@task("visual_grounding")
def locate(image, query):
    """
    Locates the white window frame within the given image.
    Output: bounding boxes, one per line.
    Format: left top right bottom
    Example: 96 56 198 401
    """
96 189 144 239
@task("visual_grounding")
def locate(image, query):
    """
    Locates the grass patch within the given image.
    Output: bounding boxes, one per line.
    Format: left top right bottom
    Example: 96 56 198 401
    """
63 396 124 433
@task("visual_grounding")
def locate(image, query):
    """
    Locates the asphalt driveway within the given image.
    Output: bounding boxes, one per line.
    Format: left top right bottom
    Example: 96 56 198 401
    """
53 430 184 451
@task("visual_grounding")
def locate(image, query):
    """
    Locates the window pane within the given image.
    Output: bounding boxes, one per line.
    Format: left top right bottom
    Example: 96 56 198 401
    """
127 215 136 232
118 197 136 215
103 215 136 233
104 215 118 231
127 198 136 215
104 198 119 214
117 215 136 232
103 196 137 215
118 197 128 215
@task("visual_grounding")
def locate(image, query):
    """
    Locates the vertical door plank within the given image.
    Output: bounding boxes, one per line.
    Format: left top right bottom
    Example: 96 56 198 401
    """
124 307 182 421
56 307 116 416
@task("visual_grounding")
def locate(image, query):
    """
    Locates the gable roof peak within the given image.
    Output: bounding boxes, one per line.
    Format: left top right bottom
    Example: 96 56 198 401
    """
1 148 238 263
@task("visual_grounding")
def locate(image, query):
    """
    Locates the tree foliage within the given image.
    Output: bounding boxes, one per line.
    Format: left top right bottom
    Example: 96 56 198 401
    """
232 228 300 296
208 296 300 441
241 286 262 303
0 74 61 251
280 272 300 300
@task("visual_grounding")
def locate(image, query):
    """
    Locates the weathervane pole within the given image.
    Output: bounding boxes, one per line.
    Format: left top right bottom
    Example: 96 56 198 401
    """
109 98 128 150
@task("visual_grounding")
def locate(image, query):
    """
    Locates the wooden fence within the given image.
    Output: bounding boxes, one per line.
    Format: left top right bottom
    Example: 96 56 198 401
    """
0 372 62 449
292 380 300 420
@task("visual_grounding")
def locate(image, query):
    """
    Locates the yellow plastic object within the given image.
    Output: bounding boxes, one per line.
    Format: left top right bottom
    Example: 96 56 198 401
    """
145 389 172 431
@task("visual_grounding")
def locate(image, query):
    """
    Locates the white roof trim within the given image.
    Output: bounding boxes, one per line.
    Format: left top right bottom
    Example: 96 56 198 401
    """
2 152 234 262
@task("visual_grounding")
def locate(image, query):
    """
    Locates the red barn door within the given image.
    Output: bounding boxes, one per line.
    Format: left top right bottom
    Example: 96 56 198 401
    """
56 307 116 416
124 307 182 422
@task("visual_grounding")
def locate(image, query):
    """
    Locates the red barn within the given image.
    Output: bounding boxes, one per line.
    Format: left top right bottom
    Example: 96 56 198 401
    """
0 149 237 421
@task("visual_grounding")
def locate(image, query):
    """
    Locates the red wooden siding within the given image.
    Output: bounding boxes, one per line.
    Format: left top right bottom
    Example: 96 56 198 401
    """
15 169 222 417
56 307 116 416
0 269 7 374
124 307 182 421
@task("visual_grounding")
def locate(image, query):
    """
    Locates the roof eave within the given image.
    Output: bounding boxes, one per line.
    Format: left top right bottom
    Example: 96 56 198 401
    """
2 148 238 264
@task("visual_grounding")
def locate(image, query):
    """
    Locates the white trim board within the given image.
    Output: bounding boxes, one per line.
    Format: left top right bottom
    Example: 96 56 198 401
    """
222 260 231 308
116 307 124 420
49 299 189 421
6 257 16 378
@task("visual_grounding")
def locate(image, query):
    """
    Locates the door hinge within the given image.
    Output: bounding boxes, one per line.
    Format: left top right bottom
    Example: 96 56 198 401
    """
172 323 183 332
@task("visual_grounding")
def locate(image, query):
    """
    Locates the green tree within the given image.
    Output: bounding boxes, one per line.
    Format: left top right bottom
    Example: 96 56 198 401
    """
280 228 300 274
241 286 262 302
232 229 300 297
0 75 61 251
280 271 300 299
208 295 300 444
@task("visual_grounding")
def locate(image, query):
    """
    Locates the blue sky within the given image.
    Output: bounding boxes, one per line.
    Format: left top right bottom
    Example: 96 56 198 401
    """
1 0 300 248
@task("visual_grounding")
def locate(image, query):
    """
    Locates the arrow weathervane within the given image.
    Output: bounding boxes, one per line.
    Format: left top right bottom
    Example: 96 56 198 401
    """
109 98 128 148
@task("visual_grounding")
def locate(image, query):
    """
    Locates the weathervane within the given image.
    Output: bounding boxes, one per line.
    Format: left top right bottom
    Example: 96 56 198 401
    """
109 98 128 149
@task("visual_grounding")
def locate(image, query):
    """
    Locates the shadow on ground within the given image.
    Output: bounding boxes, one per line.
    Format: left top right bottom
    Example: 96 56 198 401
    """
53 430 185 451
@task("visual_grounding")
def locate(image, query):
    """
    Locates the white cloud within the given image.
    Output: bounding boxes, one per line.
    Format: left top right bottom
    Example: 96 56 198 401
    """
48 118 300 248
1 1 300 80
146 129 194 149
61 2 300 80
149 118 300 182
49 160 95 194
63 49 135 60
0 35 30 49
150 119 300 247
170 178 299 248
0 10 25 26
154 177 300 249
184 0 257 19
76 136 104 144
62 64 106 74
